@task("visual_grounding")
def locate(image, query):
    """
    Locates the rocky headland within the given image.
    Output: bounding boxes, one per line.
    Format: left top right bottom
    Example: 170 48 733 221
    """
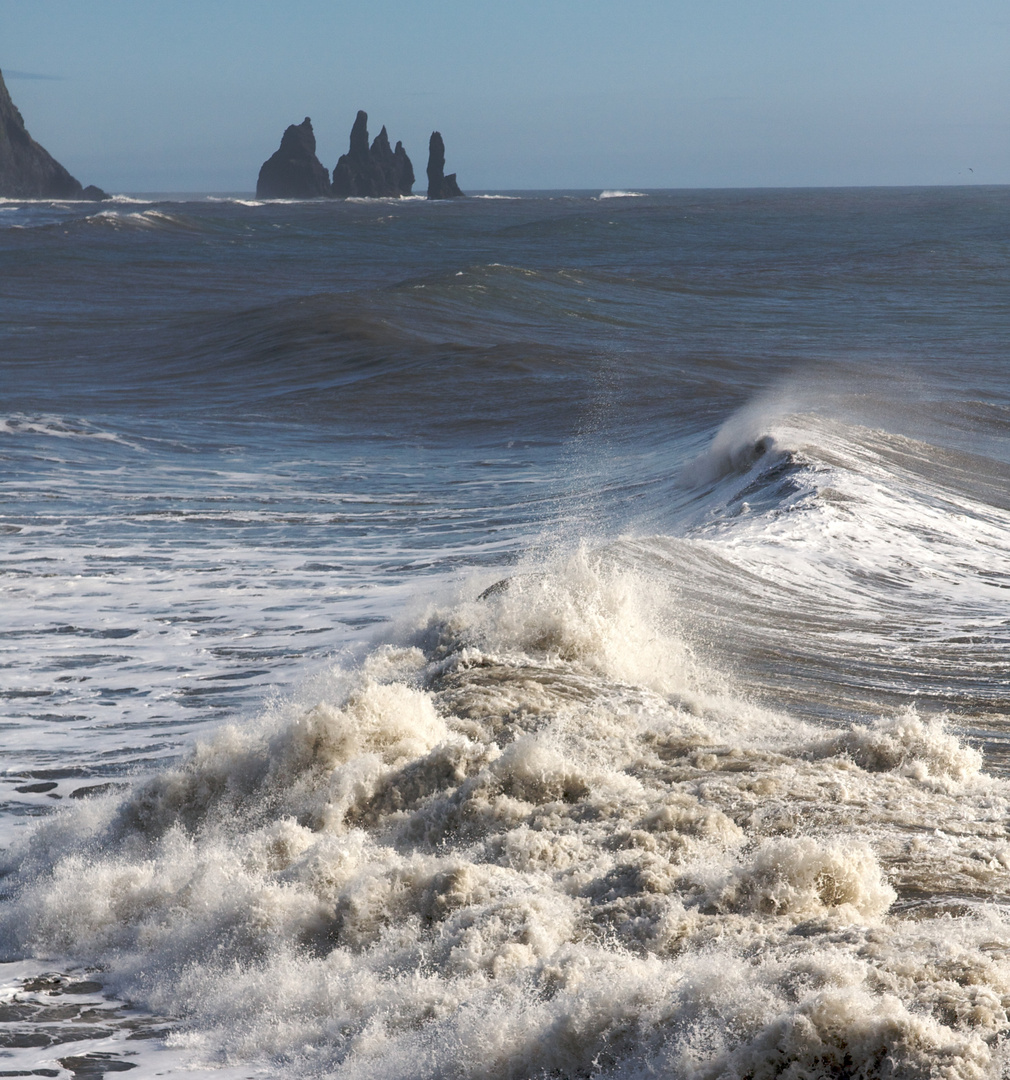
0 67 108 200
256 117 332 199
426 131 464 199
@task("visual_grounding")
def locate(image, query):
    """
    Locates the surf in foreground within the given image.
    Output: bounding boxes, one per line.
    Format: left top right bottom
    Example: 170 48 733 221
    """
2 187 1010 1078
1 540 1009 1078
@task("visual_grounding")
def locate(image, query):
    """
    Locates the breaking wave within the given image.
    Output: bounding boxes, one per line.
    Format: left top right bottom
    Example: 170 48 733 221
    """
2 546 1008 1078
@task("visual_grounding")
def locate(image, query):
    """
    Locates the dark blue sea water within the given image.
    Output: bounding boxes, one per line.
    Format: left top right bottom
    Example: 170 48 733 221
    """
2 187 1010 1078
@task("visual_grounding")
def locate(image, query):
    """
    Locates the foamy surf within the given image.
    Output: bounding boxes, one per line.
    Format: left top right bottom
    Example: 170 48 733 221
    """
1 546 1008 1078
0 413 137 443
86 208 202 231
664 405 1010 721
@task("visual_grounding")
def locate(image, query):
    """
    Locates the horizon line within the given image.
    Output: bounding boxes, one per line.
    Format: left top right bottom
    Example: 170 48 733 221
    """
91 181 1006 198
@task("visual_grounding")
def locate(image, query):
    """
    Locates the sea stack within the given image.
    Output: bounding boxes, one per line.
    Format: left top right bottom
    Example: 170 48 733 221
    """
369 126 415 197
256 117 332 198
332 111 414 198
425 132 464 200
0 68 107 200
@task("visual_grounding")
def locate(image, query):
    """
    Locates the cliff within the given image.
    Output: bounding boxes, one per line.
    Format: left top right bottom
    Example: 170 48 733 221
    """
0 68 107 200
256 117 332 198
425 131 464 199
332 111 414 198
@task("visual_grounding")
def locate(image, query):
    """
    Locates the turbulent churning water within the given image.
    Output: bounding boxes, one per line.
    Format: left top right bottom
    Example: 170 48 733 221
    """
2 187 1010 1078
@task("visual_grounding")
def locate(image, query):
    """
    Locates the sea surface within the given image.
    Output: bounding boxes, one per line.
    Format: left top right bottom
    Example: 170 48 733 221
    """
1 186 1010 1078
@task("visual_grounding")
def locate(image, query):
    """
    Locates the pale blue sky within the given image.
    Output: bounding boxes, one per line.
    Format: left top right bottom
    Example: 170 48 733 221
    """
2 0 1008 192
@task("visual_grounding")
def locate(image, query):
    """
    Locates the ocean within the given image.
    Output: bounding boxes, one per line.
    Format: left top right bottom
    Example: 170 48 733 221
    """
1 186 1010 1078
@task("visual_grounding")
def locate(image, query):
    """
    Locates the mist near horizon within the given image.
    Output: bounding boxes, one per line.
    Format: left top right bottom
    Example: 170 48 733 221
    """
2 0 1008 192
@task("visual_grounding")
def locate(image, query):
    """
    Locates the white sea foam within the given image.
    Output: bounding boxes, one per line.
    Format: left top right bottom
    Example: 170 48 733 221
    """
0 413 136 444
667 401 1010 708
0 198 77 205
86 208 198 230
345 196 418 204
202 196 264 207
598 190 646 199
3 541 1009 1077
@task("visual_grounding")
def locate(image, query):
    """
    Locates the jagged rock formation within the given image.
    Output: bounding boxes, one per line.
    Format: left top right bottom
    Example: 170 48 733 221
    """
368 125 415 197
256 117 332 198
425 131 464 199
0 68 107 200
332 111 413 198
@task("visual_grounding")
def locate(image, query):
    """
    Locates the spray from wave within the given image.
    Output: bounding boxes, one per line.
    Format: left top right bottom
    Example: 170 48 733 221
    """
2 544 1008 1078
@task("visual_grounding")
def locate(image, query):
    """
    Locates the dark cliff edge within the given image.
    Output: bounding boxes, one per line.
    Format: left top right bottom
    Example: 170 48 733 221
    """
0 68 108 200
426 131 464 199
256 117 333 199
332 111 414 198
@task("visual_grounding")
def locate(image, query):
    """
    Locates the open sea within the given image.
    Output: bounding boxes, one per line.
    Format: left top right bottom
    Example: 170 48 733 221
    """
2 186 1010 1078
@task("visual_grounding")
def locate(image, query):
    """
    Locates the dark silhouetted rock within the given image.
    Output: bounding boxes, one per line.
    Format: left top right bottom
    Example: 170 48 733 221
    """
0 67 107 199
82 184 109 201
349 109 369 159
440 172 464 199
332 112 382 197
256 117 332 199
370 125 415 196
332 111 413 198
393 140 415 194
426 131 464 199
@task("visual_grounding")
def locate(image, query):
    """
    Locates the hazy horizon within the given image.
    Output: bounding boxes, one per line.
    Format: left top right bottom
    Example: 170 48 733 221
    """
3 0 1008 193
40 183 1010 201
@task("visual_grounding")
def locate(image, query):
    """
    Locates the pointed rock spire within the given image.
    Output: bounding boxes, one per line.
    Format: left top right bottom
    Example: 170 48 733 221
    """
393 139 415 194
425 131 464 199
348 109 370 159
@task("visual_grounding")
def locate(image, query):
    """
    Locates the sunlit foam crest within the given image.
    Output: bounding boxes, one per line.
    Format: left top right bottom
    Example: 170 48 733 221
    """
85 208 197 231
436 541 703 698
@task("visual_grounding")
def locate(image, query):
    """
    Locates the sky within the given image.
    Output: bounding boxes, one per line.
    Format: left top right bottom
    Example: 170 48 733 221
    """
2 0 1009 193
